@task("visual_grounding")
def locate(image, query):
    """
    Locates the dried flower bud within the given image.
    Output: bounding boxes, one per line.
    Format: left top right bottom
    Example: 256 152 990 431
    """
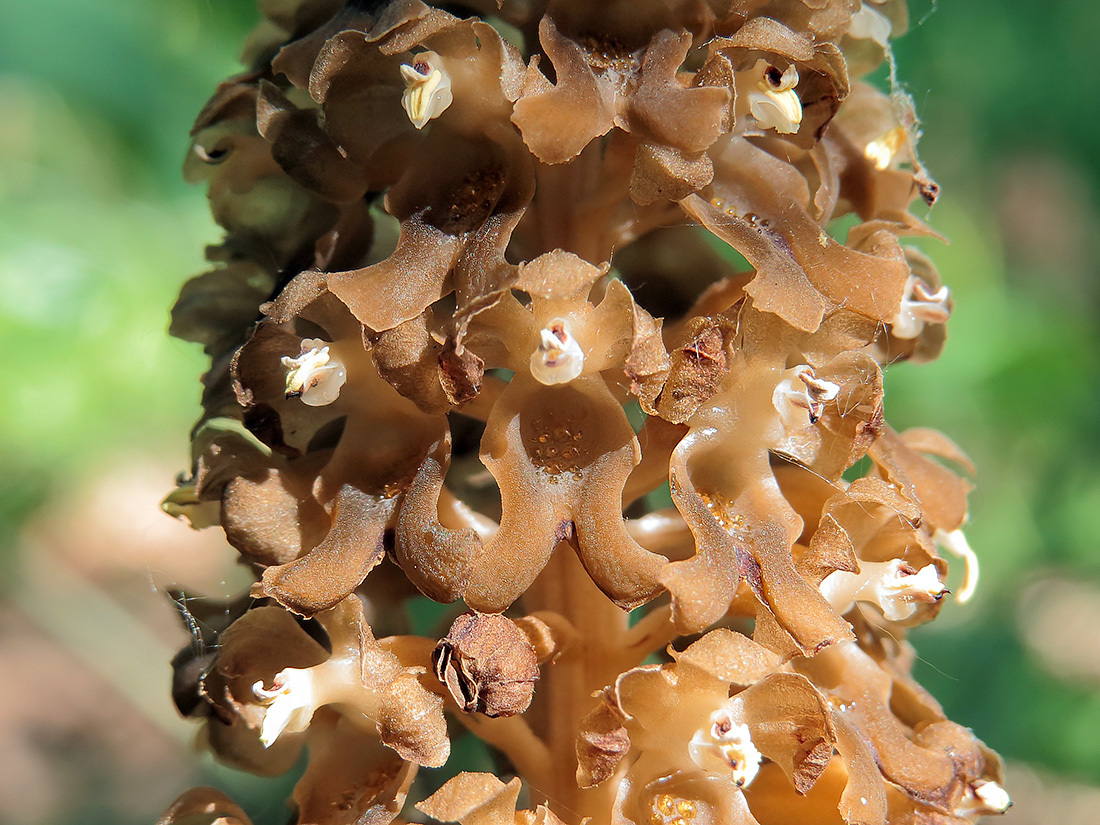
432 611 539 717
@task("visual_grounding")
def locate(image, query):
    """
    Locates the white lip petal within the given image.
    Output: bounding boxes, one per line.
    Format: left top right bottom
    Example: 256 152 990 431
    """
849 2 894 46
936 528 979 603
773 365 840 429
821 559 947 622
688 703 762 789
400 52 453 129
530 320 585 385
253 669 317 748
891 274 951 339
281 339 347 406
737 59 803 134
749 87 803 134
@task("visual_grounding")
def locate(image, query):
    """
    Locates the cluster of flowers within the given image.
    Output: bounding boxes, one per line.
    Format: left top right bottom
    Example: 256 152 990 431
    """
161 1 1009 823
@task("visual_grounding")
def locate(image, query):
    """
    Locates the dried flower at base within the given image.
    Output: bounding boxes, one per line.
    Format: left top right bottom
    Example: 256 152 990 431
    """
433 611 539 717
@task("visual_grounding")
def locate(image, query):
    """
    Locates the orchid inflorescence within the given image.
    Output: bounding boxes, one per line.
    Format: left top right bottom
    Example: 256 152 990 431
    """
160 2 1006 824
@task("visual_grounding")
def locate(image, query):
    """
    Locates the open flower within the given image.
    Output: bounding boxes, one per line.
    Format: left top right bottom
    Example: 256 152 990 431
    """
511 1 730 166
249 597 449 766
268 15 535 335
394 250 671 611
659 305 885 652
226 287 449 616
795 636 1008 820
578 629 837 825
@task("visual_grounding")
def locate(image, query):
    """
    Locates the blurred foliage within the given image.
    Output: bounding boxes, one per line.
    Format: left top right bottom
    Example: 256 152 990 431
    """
2 0 1099 822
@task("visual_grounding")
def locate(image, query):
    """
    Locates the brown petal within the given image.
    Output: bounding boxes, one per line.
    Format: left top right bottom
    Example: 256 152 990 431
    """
515 249 606 301
795 643 960 809
156 787 252 825
256 485 397 616
170 261 274 356
626 30 730 154
394 433 481 603
307 30 416 185
671 628 782 687
630 142 715 207
656 316 737 424
738 673 836 794
314 597 451 768
368 311 453 415
221 462 329 567
467 376 665 612
255 80 369 203
576 693 631 788
377 671 450 767
686 138 910 333
293 712 416 825
682 191 824 333
417 773 523 825
831 710 888 825
327 215 461 332
869 427 972 533
664 410 852 651
511 16 615 164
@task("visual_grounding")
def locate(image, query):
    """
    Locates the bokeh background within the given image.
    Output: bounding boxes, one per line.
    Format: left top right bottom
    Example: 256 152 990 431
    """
1 1 1097 823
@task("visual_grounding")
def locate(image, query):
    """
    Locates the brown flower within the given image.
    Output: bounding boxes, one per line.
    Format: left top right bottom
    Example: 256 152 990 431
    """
249 597 450 767
224 287 450 615
578 629 836 825
433 611 540 717
395 251 671 611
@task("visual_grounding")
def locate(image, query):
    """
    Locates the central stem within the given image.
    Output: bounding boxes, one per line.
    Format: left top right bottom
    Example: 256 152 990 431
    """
523 541 631 822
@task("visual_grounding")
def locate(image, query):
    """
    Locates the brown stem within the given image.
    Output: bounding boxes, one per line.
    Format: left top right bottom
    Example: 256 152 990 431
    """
521 542 631 822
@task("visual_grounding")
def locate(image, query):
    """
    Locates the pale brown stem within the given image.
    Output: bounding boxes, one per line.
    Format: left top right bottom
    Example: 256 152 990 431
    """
618 603 677 671
521 543 631 823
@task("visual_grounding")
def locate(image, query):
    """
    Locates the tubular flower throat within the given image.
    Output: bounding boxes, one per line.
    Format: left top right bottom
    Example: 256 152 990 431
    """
159 2 1007 824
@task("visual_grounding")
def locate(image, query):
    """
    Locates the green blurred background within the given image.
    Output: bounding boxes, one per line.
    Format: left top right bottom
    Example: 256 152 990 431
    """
1 1 1097 823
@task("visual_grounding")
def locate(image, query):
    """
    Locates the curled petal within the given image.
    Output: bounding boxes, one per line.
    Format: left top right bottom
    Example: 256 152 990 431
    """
156 787 252 825
465 375 665 612
256 486 396 616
